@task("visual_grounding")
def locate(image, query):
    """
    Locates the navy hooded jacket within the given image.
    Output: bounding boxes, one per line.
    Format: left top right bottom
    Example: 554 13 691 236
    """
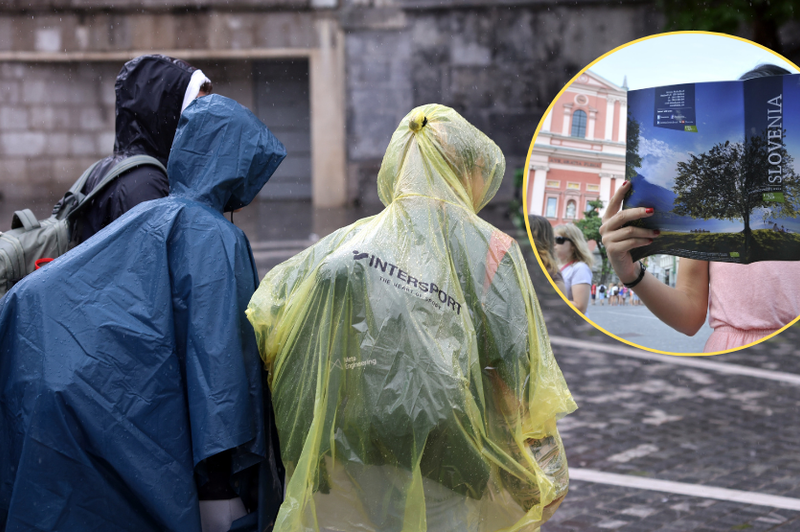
71 55 197 245
0 94 286 531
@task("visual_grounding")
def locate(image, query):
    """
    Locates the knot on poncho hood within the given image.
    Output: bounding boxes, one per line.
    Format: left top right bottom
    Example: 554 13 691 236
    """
377 104 505 213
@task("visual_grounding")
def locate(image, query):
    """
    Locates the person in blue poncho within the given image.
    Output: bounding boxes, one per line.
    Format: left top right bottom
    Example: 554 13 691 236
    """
0 94 286 532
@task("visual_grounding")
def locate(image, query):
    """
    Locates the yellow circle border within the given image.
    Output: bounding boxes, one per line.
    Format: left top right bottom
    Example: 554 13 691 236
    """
521 30 800 357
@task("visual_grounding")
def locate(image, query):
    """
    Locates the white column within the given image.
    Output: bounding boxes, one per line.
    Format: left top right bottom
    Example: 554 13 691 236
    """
310 19 347 207
541 110 553 133
599 173 612 217
617 99 627 143
529 165 549 215
604 97 616 140
562 104 573 135
587 109 597 140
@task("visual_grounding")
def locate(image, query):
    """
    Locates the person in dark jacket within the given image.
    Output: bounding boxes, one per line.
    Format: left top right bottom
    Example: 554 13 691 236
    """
0 95 286 532
70 54 212 246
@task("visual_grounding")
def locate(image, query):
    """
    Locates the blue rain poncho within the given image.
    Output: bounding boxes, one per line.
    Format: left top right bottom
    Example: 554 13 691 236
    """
0 94 286 531
247 104 577 532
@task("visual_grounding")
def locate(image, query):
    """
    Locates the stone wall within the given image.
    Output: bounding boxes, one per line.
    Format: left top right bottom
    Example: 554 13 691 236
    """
0 1 666 206
0 58 269 202
5 1 800 207
344 2 664 206
0 61 117 200
0 6 327 202
0 10 322 55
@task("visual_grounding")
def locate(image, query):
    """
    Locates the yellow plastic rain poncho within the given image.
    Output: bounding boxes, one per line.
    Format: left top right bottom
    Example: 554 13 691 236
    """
247 104 577 532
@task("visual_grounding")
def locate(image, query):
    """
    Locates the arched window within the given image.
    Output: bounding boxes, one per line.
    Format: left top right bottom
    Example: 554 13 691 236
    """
571 109 587 138
565 200 577 219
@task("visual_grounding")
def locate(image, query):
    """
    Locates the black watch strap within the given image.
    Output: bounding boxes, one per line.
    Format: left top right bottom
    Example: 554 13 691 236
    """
623 261 646 289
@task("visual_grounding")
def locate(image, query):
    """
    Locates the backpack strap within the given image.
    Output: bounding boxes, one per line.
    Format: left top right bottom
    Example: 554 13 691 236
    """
66 155 167 220
81 155 167 207
53 159 104 219
10 209 41 231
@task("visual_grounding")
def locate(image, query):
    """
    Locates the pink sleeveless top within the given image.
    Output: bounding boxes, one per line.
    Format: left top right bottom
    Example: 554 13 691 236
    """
705 261 800 352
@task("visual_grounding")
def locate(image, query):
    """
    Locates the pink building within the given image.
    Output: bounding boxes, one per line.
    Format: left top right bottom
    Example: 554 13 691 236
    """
527 70 627 225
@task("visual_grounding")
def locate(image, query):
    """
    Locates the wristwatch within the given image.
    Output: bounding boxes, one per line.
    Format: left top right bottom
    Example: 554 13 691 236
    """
623 261 646 289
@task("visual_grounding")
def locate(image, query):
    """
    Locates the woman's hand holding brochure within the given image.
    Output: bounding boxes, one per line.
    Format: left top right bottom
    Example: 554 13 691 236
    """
600 181 710 336
599 180 659 284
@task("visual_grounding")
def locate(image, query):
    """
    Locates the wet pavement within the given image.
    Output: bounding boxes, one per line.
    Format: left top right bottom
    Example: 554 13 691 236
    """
581 301 714 354
2 197 800 531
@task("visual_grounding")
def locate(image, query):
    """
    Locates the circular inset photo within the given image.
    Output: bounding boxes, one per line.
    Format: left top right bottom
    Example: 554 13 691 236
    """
523 31 800 355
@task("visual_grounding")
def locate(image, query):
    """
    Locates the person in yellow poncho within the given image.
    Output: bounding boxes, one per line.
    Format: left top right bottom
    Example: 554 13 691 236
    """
246 104 577 532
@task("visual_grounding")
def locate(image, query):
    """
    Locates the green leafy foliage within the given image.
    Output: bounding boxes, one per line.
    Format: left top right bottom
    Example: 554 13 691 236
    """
673 140 748 222
658 0 796 52
575 198 611 284
508 168 526 230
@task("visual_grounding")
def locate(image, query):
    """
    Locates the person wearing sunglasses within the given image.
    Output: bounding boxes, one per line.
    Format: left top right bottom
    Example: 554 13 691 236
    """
554 224 594 314
528 214 567 294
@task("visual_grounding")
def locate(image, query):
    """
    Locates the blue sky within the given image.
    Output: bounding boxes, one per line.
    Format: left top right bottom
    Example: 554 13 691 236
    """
591 33 798 90
630 81 744 190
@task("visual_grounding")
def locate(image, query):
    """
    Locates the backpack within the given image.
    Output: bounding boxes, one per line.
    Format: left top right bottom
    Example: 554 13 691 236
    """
599 285 606 293
0 155 166 297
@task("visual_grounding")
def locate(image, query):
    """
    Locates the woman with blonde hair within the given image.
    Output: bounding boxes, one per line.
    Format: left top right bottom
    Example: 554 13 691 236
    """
528 215 567 294
554 223 594 314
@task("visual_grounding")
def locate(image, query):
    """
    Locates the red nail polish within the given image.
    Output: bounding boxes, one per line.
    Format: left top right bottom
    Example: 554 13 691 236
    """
654 230 660 235
645 208 654 214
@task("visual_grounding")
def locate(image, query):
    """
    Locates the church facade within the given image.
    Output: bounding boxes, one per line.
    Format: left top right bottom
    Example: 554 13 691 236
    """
526 70 628 224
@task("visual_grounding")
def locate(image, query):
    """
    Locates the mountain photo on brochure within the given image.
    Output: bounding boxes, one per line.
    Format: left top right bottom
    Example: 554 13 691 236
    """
623 74 800 264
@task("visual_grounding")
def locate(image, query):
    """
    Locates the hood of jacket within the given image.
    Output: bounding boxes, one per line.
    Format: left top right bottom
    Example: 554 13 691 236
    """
376 104 505 213
168 94 287 212
113 55 196 166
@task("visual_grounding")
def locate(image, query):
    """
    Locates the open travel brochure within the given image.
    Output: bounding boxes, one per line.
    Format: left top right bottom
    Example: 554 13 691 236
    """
624 74 800 263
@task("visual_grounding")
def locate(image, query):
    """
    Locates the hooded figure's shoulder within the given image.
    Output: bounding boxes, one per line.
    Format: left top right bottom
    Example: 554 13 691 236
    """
254 216 376 300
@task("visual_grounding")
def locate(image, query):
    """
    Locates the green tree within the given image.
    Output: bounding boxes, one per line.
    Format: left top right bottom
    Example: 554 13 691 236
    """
672 131 800 253
575 198 612 284
626 115 642 180
658 0 797 54
508 168 526 230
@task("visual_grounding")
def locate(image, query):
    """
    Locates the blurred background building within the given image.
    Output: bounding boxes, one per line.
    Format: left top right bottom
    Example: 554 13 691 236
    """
0 0 666 209
1 0 799 211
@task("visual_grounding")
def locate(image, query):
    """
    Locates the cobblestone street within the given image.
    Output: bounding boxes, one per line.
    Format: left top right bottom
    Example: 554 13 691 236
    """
583 301 715 354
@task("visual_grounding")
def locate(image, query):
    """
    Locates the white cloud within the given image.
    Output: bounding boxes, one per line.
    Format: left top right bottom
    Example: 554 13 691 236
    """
637 135 687 189
638 136 673 159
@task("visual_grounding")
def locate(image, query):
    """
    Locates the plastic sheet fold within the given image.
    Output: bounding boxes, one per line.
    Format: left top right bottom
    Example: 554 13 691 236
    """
247 104 577 532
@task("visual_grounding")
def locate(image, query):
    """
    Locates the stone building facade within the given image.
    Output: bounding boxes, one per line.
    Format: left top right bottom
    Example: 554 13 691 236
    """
526 69 627 224
0 0 664 207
